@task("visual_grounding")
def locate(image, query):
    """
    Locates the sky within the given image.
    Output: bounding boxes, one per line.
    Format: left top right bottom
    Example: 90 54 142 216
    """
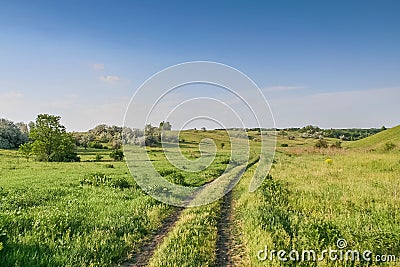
0 0 399 131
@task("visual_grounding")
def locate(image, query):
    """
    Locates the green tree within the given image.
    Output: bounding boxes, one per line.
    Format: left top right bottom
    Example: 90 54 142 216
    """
18 143 32 161
29 114 79 162
0 118 28 149
145 123 160 146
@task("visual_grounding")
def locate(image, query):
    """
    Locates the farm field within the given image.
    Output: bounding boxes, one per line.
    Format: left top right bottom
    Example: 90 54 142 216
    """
0 128 399 266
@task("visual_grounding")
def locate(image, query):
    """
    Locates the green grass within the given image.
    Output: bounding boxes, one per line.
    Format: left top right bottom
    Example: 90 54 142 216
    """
231 147 400 266
0 149 174 266
345 125 400 151
1 127 399 266
148 201 221 267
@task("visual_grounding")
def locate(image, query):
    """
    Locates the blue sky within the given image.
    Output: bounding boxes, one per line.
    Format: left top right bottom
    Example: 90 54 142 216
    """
0 1 399 130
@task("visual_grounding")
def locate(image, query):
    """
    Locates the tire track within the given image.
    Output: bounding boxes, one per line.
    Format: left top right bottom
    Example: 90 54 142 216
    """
119 207 184 267
121 157 260 267
214 157 260 266
214 191 234 267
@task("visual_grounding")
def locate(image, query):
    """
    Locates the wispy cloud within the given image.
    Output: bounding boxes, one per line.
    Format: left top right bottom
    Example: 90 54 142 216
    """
99 75 120 84
92 63 105 71
0 90 24 100
264 85 305 92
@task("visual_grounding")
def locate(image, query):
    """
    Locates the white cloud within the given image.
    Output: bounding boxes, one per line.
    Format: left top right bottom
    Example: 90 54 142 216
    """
99 75 120 84
48 94 79 109
0 90 24 100
92 63 105 71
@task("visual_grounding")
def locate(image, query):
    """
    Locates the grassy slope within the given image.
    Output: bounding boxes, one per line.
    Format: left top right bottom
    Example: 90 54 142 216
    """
345 125 400 150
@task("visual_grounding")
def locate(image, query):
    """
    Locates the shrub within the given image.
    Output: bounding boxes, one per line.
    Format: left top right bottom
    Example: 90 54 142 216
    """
18 143 32 161
89 142 106 149
158 168 176 176
110 149 124 161
95 154 103 162
145 135 160 147
330 141 342 149
169 172 185 185
281 143 289 147
110 177 131 189
314 139 328 149
384 142 396 151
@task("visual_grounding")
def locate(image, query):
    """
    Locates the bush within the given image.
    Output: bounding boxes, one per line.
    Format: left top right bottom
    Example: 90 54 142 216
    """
110 149 124 161
169 172 185 185
110 177 131 189
145 135 160 147
89 142 107 149
18 143 32 160
158 168 176 176
314 139 328 149
330 141 342 149
384 142 396 151
95 154 103 162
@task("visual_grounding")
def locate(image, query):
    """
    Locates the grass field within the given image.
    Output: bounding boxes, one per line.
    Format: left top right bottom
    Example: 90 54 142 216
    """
0 127 399 266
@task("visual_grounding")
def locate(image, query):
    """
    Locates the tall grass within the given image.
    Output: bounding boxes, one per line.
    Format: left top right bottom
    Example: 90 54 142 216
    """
148 201 221 267
231 150 400 266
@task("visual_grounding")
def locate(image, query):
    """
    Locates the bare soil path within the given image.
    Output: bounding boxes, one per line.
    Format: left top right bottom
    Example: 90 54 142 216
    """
119 207 184 267
213 191 234 267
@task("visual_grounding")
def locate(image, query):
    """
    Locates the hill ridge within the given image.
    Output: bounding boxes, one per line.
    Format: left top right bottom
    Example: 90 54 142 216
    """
345 125 400 150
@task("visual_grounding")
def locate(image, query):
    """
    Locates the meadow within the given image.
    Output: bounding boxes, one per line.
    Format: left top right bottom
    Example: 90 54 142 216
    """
0 127 399 266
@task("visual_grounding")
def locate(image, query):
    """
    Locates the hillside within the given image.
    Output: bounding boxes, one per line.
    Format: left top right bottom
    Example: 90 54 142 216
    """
345 125 400 150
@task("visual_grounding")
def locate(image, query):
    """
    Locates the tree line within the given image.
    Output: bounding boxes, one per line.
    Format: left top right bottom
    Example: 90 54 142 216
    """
278 125 386 141
0 115 174 161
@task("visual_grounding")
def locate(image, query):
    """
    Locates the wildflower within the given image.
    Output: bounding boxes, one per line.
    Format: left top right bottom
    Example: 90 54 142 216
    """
325 158 333 164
